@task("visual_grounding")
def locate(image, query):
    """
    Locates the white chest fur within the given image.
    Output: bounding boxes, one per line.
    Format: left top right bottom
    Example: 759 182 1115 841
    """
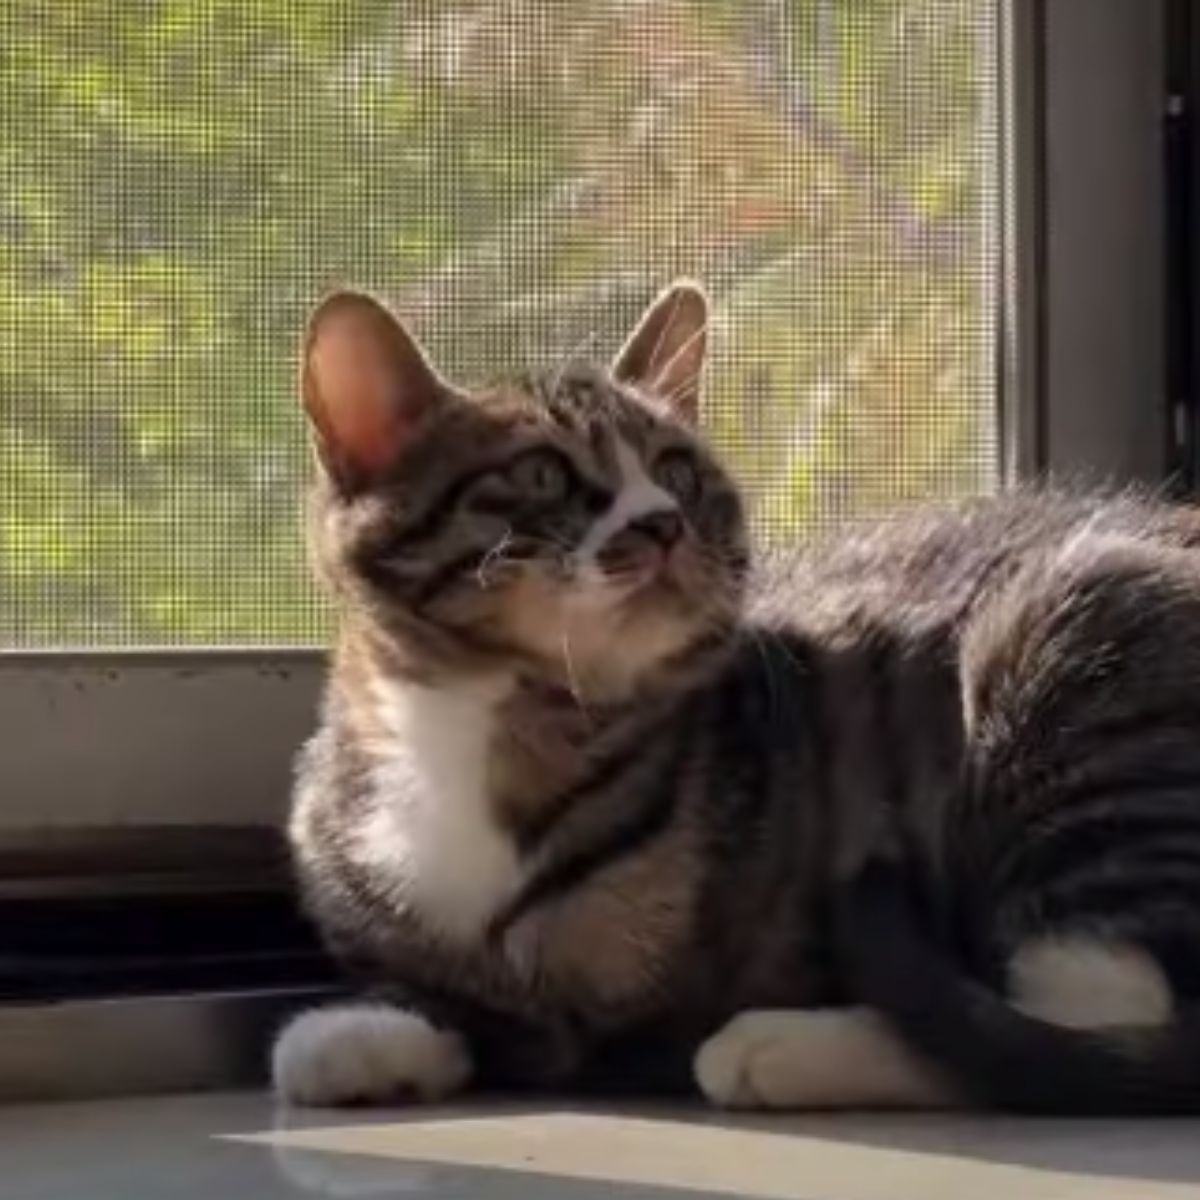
354 676 523 943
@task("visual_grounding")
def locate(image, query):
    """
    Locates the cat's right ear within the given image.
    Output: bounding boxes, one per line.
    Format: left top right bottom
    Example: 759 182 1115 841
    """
301 291 444 492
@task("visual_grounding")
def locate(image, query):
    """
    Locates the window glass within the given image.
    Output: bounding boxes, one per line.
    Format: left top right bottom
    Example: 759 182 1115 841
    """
0 0 999 646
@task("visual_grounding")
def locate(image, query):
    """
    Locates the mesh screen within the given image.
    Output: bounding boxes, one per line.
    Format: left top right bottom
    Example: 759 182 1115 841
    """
0 0 1000 648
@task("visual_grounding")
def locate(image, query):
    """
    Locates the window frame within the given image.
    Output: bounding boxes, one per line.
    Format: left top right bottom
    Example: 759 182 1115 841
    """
0 650 323 834
0 0 1173 832
1014 0 1170 483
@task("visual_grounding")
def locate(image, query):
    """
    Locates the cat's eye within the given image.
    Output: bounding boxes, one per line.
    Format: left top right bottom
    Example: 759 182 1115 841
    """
507 448 572 503
652 450 701 503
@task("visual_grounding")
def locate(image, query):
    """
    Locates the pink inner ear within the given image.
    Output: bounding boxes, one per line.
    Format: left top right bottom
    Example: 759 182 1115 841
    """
307 328 411 475
303 299 436 485
612 283 708 424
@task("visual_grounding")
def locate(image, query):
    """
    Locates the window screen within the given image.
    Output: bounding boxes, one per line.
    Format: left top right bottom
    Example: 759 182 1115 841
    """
0 0 1000 648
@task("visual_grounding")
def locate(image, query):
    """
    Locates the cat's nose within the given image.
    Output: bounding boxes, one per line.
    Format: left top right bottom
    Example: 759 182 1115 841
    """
596 509 683 573
628 510 683 548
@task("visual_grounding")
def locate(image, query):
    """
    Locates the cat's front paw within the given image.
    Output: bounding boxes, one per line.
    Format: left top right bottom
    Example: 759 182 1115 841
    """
695 1010 791 1108
272 1003 472 1107
695 1008 950 1111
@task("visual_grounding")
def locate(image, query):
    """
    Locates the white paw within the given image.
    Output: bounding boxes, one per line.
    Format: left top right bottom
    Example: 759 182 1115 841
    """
696 1008 777 1099
695 1008 949 1111
271 1004 472 1107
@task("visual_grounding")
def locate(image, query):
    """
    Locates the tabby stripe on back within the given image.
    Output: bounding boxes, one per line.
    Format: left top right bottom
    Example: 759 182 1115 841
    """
1036 871 1200 928
991 776 1200 893
1004 809 1200 898
1048 703 1200 752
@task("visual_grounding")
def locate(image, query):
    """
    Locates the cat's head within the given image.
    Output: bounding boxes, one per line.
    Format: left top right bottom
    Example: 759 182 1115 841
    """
302 281 748 701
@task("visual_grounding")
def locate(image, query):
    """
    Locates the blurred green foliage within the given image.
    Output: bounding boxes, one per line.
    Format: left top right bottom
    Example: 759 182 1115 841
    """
0 0 997 647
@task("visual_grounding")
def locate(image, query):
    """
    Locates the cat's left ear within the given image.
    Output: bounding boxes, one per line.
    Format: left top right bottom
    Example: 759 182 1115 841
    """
612 280 709 425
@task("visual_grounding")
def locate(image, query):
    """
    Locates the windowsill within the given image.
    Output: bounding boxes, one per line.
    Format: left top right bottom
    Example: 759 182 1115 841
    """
0 986 336 1103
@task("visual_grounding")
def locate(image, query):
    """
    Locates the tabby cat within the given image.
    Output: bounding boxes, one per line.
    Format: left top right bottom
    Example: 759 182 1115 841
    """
274 281 1200 1113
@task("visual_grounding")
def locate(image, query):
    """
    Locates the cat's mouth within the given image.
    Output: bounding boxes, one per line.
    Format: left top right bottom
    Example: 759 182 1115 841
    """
593 522 686 594
592 539 683 598
606 556 678 599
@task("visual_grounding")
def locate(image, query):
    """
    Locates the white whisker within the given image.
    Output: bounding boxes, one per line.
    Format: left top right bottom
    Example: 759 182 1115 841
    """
559 623 593 723
476 526 515 589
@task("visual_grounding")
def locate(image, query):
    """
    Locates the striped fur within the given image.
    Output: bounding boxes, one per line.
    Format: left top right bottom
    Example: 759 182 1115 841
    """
278 284 1200 1112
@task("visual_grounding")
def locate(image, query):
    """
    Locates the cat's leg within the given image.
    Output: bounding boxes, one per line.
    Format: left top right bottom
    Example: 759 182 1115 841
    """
694 1007 955 1110
272 1003 472 1106
698 933 1175 1113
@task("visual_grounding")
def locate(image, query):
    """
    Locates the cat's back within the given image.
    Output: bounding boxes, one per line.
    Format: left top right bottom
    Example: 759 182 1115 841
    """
747 488 1200 642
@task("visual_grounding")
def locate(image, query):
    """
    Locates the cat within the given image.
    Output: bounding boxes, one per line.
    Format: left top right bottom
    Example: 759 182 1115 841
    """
273 280 1200 1113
